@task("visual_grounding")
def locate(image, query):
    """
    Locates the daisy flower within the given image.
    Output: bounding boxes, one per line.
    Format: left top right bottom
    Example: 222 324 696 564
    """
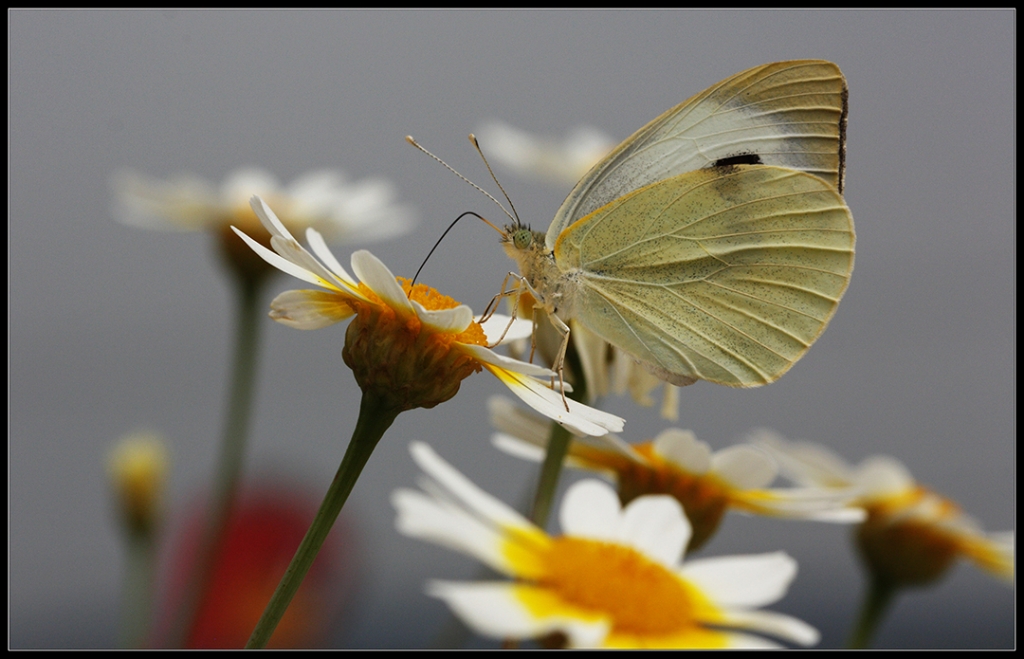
112 167 414 279
474 121 616 187
491 398 862 552
392 441 820 648
233 196 623 437
754 430 1014 585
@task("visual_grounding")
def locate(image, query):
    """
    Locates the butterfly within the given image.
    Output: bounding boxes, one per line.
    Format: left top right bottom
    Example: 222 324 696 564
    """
500 60 855 389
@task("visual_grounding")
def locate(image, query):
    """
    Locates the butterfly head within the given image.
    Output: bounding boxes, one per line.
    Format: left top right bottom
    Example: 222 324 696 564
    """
501 224 548 257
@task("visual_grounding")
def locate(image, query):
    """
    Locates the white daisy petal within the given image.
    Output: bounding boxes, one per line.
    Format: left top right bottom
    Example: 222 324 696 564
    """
735 486 864 522
231 227 338 290
349 250 415 315
111 170 217 231
855 456 916 496
223 169 279 205
409 442 535 533
391 488 516 575
488 396 643 468
802 508 868 523
483 365 625 436
653 429 711 474
269 234 351 292
616 494 690 568
250 195 299 243
583 432 648 463
460 344 555 378
488 396 552 447
559 480 623 541
287 169 343 201
474 121 615 186
712 445 777 490
426 581 610 648
717 610 820 647
680 551 797 608
267 289 355 329
478 314 533 344
751 429 855 488
492 432 547 462
411 301 473 333
304 226 358 286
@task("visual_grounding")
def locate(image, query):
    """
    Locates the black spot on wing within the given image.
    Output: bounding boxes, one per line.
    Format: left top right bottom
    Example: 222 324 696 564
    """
711 153 764 168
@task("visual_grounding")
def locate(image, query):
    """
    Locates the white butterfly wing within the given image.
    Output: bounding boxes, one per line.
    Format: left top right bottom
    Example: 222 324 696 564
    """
554 165 854 387
547 60 848 250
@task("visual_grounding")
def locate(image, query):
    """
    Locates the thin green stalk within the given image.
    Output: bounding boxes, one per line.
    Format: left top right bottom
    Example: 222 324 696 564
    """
529 348 587 529
529 423 573 528
848 575 897 649
168 274 266 647
246 392 400 649
119 532 158 648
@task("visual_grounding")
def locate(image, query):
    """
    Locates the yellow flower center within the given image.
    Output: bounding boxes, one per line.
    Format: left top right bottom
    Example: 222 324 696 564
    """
350 278 488 347
534 536 709 636
342 277 487 410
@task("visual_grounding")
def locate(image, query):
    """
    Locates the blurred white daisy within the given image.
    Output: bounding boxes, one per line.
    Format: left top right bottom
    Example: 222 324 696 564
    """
474 121 616 187
113 167 414 240
233 196 623 436
754 430 1014 585
392 441 820 649
113 167 415 279
491 397 862 552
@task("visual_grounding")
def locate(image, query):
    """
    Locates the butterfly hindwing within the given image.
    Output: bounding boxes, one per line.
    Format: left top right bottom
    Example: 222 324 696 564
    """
555 164 854 387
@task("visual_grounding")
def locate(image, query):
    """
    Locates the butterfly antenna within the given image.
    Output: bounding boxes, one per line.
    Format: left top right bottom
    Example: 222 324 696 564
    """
468 133 522 228
409 211 502 295
406 136 516 225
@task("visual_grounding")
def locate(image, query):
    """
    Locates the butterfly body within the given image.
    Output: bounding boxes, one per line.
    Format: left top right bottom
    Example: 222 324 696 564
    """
502 226 582 319
502 60 855 389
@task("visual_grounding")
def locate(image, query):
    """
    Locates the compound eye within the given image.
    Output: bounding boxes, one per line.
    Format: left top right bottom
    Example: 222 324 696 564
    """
512 229 533 250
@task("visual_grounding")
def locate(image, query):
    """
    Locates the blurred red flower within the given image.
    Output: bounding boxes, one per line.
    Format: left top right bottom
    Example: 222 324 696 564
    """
161 483 355 648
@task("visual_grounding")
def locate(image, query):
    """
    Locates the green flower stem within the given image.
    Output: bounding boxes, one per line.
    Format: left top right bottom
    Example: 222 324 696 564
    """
119 531 158 648
246 392 400 649
529 422 572 528
848 575 897 649
529 348 587 529
168 274 266 647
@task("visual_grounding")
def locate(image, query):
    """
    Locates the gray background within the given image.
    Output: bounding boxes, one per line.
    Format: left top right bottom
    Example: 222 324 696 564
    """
10 9 1014 648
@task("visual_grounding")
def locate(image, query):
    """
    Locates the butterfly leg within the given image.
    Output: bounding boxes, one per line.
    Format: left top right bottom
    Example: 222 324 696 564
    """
483 272 532 349
544 310 572 412
480 271 518 324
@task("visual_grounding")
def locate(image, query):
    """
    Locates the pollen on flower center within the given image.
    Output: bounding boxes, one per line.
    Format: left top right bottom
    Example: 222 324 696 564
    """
399 278 489 346
538 537 700 635
397 277 460 311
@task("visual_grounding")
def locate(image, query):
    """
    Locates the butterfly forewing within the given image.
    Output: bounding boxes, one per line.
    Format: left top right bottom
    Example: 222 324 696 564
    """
548 60 848 250
554 165 854 387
